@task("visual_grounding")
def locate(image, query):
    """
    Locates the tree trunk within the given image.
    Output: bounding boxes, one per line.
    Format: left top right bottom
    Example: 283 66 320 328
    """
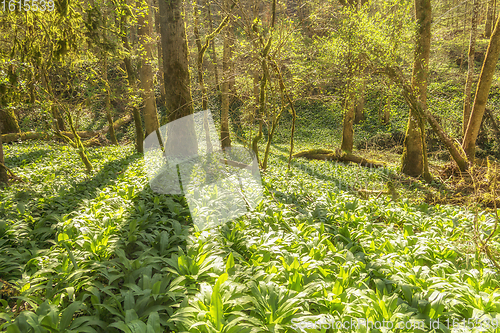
0 108 20 134
464 0 479 136
463 14 500 163
0 125 8 186
193 0 208 110
293 149 385 168
159 0 198 156
207 0 220 92
102 56 118 145
485 0 495 38
40 68 66 132
221 0 232 148
102 12 119 145
341 85 355 153
121 13 144 154
385 67 468 171
154 0 166 103
1 114 133 144
485 108 500 142
401 0 431 179
354 79 366 124
138 0 160 137
383 94 391 124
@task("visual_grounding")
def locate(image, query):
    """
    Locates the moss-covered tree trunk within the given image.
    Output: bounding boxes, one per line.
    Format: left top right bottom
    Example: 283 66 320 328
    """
0 108 20 134
401 0 431 179
40 68 66 132
464 0 479 136
159 0 198 156
463 14 500 163
138 0 160 137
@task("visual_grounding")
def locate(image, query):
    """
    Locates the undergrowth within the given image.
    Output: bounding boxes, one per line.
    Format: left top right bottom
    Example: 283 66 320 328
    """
0 142 499 332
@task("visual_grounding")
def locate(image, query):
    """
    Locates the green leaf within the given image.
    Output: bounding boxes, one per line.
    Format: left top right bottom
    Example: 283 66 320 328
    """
146 312 161 333
210 273 228 331
59 301 82 330
226 252 235 273
58 233 69 242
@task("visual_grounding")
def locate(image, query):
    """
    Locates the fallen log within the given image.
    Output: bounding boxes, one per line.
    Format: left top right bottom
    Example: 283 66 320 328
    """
1 114 133 144
292 149 386 168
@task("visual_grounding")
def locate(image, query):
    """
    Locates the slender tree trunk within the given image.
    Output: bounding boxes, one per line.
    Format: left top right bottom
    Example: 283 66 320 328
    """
464 0 479 136
341 83 355 152
121 13 144 154
354 78 366 124
401 0 431 179
102 56 118 145
485 0 495 38
194 0 209 110
221 0 232 148
159 0 198 156
154 0 166 103
102 12 119 145
207 1 220 92
138 0 160 137
463 14 500 163
382 92 391 124
0 124 8 186
386 67 468 171
252 0 276 165
40 67 66 132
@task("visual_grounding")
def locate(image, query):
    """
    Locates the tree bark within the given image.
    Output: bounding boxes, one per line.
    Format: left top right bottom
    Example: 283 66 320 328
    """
0 125 8 186
138 0 160 137
1 114 133 144
221 0 232 148
0 108 20 134
463 14 500 163
464 0 479 136
121 13 144 154
207 0 220 92
102 56 118 145
159 0 198 156
293 149 385 168
401 0 431 179
485 0 495 38
385 67 468 171
154 0 166 103
102 11 119 145
40 67 66 132
485 108 500 142
354 79 366 124
341 85 355 153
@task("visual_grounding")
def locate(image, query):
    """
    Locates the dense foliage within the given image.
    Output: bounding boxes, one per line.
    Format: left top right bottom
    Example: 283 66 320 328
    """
0 142 499 332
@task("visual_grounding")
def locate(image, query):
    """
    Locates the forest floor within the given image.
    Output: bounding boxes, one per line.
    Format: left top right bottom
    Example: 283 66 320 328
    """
0 138 499 332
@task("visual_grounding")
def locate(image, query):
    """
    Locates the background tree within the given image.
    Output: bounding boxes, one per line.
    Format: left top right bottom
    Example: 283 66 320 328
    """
159 0 198 156
401 0 431 180
0 124 8 186
463 0 479 136
463 14 500 163
138 0 160 137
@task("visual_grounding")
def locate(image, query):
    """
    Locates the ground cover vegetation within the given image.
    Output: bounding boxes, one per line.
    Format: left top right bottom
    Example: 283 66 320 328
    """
1 0 500 332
